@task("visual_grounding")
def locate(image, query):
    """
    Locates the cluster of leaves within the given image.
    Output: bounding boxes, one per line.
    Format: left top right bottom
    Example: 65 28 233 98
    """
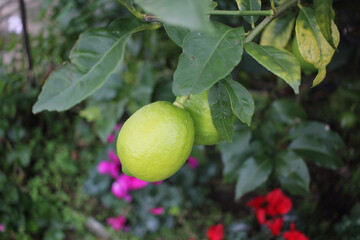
218 99 345 199
0 70 105 239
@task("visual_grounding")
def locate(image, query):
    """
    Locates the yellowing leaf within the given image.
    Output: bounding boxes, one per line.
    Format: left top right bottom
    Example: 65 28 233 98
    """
260 13 296 49
295 7 340 86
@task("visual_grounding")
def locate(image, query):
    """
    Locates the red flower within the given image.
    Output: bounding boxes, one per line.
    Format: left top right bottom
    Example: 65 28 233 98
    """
206 224 224 240
266 217 284 236
247 195 265 210
265 189 292 216
283 222 309 240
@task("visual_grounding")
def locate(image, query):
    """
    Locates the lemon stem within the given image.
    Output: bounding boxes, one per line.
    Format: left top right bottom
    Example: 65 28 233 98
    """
173 95 190 109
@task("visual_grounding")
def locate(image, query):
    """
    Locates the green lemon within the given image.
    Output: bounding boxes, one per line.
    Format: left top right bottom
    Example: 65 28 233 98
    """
117 101 194 182
292 36 317 75
177 90 222 145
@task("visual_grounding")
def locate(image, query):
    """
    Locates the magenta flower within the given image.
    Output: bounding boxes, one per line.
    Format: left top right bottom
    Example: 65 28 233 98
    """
111 176 132 202
97 161 119 178
107 215 126 231
108 149 120 165
114 123 123 132
130 177 149 190
0 224 4 232
150 207 164 215
187 156 199 169
107 134 115 143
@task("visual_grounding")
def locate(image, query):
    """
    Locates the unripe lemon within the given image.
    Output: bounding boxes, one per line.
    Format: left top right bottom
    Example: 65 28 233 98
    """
117 101 194 182
292 36 317 75
177 90 222 145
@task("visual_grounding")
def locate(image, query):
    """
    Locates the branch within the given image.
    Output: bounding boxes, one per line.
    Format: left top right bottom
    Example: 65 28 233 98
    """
18 0 34 86
244 0 299 43
208 10 274 16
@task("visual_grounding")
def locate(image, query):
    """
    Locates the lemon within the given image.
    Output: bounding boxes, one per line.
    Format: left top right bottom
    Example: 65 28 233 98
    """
177 90 222 145
117 101 194 182
121 165 133 177
292 36 317 75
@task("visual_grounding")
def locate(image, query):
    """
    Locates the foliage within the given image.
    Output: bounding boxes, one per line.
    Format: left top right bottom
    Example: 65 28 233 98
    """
1 0 360 239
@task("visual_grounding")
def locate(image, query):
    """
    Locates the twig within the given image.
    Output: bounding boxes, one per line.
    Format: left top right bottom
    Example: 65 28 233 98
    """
18 0 34 86
244 0 299 43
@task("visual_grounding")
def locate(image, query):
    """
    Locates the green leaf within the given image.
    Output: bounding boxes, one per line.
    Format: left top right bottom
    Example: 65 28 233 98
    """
235 157 272 199
208 82 234 142
314 0 336 49
289 137 343 169
33 17 158 113
94 99 127 142
260 12 296 49
134 0 213 32
236 0 262 26
222 76 254 126
266 99 307 124
164 25 190 47
288 121 345 150
217 126 252 181
173 23 245 96
275 151 310 195
295 7 340 86
128 61 156 113
244 42 301 94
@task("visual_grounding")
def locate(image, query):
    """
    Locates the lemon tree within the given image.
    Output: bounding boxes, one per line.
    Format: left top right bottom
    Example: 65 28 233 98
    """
32 0 342 196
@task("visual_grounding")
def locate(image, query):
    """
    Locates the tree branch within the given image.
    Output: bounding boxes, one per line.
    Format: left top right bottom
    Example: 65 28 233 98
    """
244 0 299 43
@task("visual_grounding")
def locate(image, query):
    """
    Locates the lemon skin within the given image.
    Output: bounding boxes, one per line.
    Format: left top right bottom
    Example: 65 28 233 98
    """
117 101 194 182
178 90 222 145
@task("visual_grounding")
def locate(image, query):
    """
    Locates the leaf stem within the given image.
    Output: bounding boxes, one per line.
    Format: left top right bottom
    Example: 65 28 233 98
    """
244 0 299 43
173 95 190 109
208 10 274 16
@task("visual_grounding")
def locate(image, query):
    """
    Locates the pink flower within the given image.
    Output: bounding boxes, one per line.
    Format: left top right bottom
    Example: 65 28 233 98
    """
283 222 309 240
108 149 120 165
107 215 126 231
130 177 149 190
107 134 115 143
187 156 199 169
111 176 132 202
114 123 123 132
0 224 4 232
97 161 119 178
150 207 164 215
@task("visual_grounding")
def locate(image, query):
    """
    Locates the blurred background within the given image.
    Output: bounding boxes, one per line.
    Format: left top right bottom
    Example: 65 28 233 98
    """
0 0 359 239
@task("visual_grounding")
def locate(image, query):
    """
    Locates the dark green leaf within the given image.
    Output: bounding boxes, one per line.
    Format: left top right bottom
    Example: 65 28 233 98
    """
289 121 345 150
289 137 343 169
134 0 213 32
236 0 262 26
222 76 255 126
244 42 301 94
295 7 340 86
128 61 156 113
260 12 296 49
314 0 336 49
173 23 245 96
208 82 234 142
33 17 157 113
275 151 310 195
217 126 252 181
266 99 307 124
164 25 190 47
235 157 272 199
